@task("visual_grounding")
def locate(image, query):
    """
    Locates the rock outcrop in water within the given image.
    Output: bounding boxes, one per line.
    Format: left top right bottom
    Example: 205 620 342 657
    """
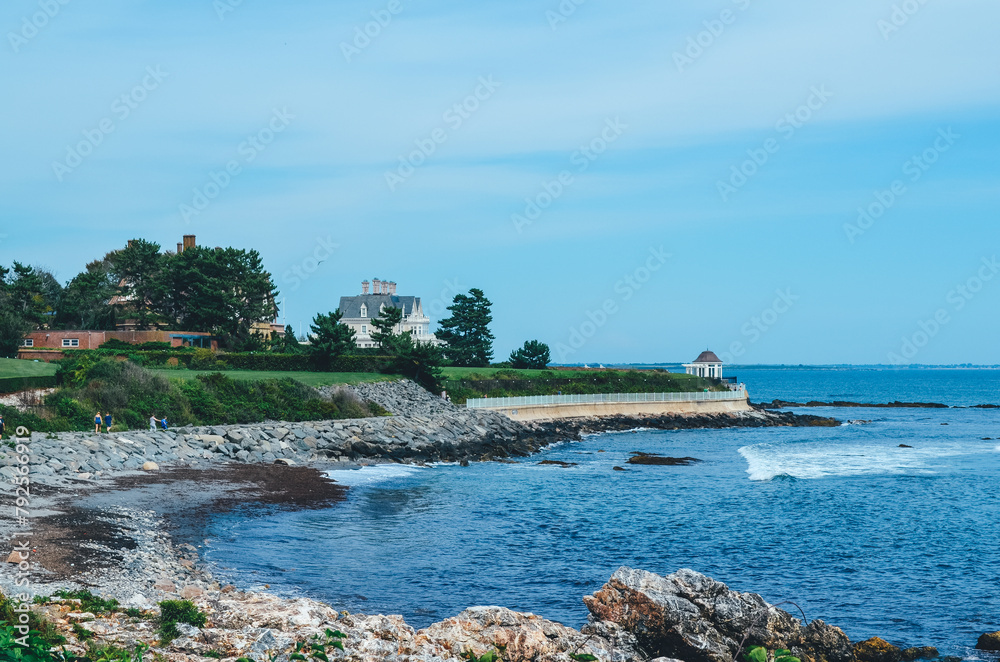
583 567 853 662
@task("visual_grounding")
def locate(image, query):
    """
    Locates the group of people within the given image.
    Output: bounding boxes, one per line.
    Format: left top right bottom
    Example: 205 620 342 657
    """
94 411 113 433
90 411 169 433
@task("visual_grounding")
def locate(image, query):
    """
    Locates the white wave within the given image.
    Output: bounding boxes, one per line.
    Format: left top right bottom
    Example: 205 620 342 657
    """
325 464 425 486
739 440 986 481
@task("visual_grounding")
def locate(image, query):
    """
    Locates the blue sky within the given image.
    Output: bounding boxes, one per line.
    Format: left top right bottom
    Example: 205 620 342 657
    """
2 0 998 365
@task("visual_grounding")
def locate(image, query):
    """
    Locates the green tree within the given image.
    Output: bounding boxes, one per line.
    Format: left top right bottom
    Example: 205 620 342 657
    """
56 259 118 329
0 311 32 358
271 323 303 353
393 335 444 393
368 304 443 391
156 246 278 345
7 262 60 327
109 239 164 329
436 288 494 367
509 340 550 369
370 305 405 352
309 310 356 368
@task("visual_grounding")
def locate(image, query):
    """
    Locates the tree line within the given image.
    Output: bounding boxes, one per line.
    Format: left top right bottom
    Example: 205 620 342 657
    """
1 238 552 391
0 238 276 355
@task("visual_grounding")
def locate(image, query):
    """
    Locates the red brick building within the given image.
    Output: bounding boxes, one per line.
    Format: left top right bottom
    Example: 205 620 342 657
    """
19 330 217 360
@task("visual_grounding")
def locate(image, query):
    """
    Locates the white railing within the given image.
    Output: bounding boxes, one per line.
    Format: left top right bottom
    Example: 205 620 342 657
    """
465 388 747 409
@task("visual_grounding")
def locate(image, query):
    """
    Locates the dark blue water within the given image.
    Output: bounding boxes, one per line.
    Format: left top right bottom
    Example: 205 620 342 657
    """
204 369 1000 657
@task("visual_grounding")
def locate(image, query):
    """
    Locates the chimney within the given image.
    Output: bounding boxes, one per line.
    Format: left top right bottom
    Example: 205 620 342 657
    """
177 242 183 254
183 235 196 251
389 281 397 295
373 278 382 295
362 280 370 295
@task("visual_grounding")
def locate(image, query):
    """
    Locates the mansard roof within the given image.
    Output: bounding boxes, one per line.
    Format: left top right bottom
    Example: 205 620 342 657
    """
338 294 420 319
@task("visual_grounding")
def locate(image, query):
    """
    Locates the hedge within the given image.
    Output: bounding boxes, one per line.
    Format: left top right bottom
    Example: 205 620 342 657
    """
61 350 396 374
0 375 58 394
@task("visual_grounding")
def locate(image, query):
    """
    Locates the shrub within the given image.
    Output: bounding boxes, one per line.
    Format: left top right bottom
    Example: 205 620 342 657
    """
156 600 206 644
53 589 119 615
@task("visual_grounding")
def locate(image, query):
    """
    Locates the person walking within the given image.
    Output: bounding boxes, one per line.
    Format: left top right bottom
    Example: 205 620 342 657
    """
104 411 113 433
95 412 103 434
160 416 169 431
0 413 6 441
149 414 159 431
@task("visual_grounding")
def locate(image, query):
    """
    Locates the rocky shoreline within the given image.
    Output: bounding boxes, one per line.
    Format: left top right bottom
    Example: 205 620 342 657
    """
5 381 837 487
18 380 978 662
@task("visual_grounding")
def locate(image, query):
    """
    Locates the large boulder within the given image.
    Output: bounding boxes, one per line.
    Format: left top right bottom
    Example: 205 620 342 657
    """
977 631 1000 651
582 567 852 662
854 637 902 662
414 606 640 662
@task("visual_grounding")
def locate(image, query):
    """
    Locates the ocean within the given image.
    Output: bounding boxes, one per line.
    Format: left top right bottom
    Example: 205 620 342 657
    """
203 368 1000 657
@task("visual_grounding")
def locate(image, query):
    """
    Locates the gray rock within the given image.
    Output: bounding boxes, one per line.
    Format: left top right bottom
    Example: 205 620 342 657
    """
583 567 852 662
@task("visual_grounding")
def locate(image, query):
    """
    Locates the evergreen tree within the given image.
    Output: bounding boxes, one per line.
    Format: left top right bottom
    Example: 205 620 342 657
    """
0 266 33 357
436 288 494 367
509 340 550 369
370 305 405 352
109 239 164 329
156 245 278 345
272 324 303 354
309 310 356 368
368 305 443 392
56 259 118 329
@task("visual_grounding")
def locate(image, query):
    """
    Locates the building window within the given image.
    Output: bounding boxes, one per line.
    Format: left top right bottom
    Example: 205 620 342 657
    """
361 325 367 334
360 304 367 318
20 338 33 347
62 338 80 348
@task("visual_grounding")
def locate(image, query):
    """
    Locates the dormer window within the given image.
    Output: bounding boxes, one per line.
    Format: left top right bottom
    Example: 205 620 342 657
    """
360 304 367 318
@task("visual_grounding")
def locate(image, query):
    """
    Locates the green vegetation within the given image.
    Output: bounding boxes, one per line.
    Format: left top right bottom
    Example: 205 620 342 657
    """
53 590 118 615
149 369 396 386
0 358 58 395
508 340 550 369
743 647 800 662
437 288 495 367
156 600 206 644
0 359 57 379
289 629 347 662
71 625 96 642
309 310 357 368
460 648 503 662
0 239 278 352
442 368 723 404
2 359 382 432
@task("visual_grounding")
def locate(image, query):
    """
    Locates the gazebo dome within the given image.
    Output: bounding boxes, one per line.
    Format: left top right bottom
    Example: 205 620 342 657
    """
684 350 723 379
693 350 722 364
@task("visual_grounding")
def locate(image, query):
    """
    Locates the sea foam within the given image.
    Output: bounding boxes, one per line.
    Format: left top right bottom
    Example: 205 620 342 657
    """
738 439 985 481
325 464 425 486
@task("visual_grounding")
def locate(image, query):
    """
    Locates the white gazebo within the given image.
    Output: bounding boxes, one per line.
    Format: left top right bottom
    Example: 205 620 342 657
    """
684 350 724 379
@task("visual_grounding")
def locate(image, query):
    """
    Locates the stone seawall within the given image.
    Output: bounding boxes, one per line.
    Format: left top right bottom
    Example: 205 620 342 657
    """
487 396 751 421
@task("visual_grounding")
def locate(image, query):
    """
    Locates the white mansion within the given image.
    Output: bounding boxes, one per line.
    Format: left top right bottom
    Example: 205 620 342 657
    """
338 279 439 349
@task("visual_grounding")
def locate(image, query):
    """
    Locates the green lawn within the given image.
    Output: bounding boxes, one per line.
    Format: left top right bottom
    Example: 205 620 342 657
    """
149 369 399 387
0 358 58 378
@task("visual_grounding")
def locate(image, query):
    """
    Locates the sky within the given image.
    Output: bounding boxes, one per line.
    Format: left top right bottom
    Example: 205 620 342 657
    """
1 0 998 365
